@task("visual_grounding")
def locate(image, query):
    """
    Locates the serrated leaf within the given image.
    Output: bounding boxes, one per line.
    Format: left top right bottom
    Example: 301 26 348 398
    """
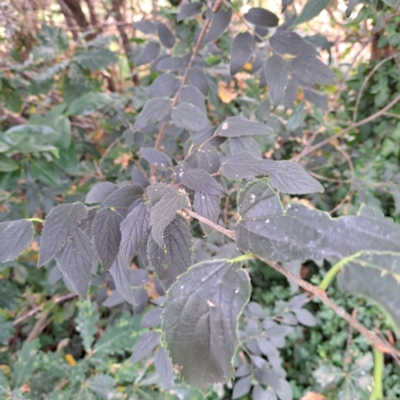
75 48 117 71
109 255 135 304
181 168 225 195
119 203 151 267
102 183 144 209
187 67 209 95
162 259 251 392
230 32 254 75
134 19 156 34
0 220 34 263
157 22 175 48
131 166 149 188
56 228 94 298
85 182 119 204
147 217 193 289
146 182 176 204
293 0 330 26
148 73 180 99
177 2 203 21
196 143 220 173
265 55 288 106
131 331 161 363
179 85 207 114
150 190 189 248
269 30 318 56
156 56 184 71
290 56 335 85
155 347 174 389
337 251 400 330
141 148 172 172
86 374 116 399
204 8 232 43
230 137 261 157
11 341 40 387
39 202 87 267
232 377 252 399
93 208 123 271
135 41 161 66
244 7 279 27
133 97 172 130
235 179 400 264
217 116 271 137
172 102 210 131
221 151 323 194
75 300 99 352
303 88 327 110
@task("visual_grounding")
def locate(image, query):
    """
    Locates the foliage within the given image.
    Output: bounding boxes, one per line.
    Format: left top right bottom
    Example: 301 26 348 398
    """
1 0 400 399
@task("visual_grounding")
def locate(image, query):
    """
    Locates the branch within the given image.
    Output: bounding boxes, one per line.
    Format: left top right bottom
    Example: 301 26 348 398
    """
182 209 400 359
292 92 400 161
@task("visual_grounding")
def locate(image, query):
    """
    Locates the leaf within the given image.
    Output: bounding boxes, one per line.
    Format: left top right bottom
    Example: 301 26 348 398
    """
157 22 175 48
156 56 184 71
93 208 123 271
131 166 149 188
204 8 232 43
181 169 224 197
196 143 220 173
0 220 34 263
0 315 14 345
284 78 299 109
162 259 251 392
102 183 144 209
172 102 210 131
134 19 156 34
244 7 279 27
230 32 254 75
146 182 176 204
141 307 162 328
11 341 40 387
140 147 172 171
75 300 98 353
303 89 328 110
85 182 119 204
148 74 180 99
337 251 400 330
232 377 252 399
131 269 150 286
177 2 203 21
68 93 114 116
133 97 172 130
0 370 10 397
155 347 174 389
216 116 271 137
270 30 317 58
179 85 206 115
150 190 189 248
293 0 330 26
230 137 261 157
187 67 209 95
131 331 161 363
38 202 87 267
74 48 117 71
109 256 135 305
290 56 335 85
30 159 61 188
294 308 316 326
147 217 193 289
221 151 323 194
86 374 116 399
265 55 288 106
56 228 94 298
235 179 400 264
119 203 151 267
0 153 19 172
135 41 161 66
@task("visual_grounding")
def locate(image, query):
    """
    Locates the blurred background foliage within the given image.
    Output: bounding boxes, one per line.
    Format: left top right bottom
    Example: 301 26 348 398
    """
0 0 399 398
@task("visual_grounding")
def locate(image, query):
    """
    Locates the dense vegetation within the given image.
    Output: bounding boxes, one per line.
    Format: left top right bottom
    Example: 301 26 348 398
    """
0 0 400 399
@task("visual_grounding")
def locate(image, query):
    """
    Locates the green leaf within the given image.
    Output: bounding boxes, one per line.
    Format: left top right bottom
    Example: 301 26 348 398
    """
86 374 117 399
293 0 330 26
131 331 161 363
75 300 99 353
30 159 61 188
0 315 15 345
67 93 114 116
0 154 19 172
0 370 11 398
236 179 400 263
74 48 118 71
147 217 193 289
0 219 34 263
11 340 41 388
162 259 251 392
337 251 400 331
172 102 210 131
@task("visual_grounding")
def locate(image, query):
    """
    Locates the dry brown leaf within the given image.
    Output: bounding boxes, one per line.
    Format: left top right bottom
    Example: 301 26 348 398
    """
301 392 326 400
218 81 237 104
114 153 132 169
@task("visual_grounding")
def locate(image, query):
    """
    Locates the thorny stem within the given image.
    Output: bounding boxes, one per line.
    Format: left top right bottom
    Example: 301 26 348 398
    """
370 348 384 400
151 0 224 183
181 209 400 359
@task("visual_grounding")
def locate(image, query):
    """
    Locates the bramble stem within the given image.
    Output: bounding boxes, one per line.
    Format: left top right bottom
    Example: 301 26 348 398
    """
370 348 384 400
